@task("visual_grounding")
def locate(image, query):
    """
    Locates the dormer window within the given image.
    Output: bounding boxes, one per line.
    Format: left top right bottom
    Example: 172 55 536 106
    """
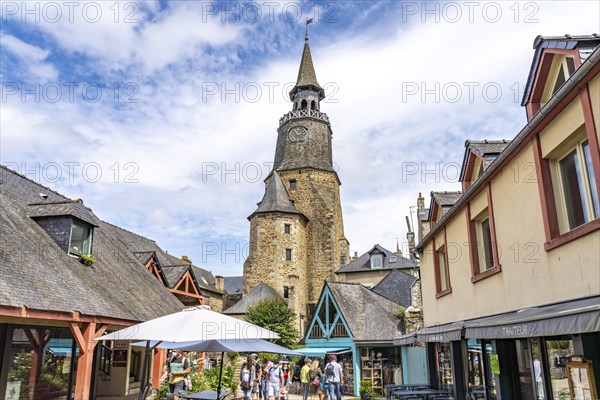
370 254 383 269
543 56 577 103
69 220 93 255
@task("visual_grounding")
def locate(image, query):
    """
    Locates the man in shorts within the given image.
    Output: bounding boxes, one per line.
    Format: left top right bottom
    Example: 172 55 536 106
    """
267 359 284 400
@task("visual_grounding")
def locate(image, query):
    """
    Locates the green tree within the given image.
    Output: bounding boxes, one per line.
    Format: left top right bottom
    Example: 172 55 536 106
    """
245 298 299 348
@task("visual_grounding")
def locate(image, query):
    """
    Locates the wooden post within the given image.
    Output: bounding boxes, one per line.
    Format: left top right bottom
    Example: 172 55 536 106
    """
70 322 107 400
152 348 167 389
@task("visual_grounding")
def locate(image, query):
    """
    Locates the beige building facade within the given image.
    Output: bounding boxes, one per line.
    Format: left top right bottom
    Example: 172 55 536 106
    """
408 35 600 399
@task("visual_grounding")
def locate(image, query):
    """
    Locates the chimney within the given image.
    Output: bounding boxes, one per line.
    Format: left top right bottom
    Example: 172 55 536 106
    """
215 275 225 293
352 251 358 260
417 192 425 213
395 238 402 256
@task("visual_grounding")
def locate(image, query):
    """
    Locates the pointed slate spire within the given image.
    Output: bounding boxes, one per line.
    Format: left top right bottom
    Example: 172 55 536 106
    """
249 172 306 219
289 31 325 100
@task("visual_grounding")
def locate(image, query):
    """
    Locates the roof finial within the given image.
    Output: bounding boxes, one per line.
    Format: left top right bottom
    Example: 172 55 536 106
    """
305 18 313 42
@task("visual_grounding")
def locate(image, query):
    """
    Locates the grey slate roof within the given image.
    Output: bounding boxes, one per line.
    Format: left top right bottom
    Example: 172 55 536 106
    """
28 200 101 226
0 165 183 322
371 270 418 307
222 282 283 314
459 139 512 182
250 172 305 219
428 191 462 221
290 35 325 100
224 276 243 295
336 244 418 274
107 222 222 294
522 34 600 106
327 282 402 342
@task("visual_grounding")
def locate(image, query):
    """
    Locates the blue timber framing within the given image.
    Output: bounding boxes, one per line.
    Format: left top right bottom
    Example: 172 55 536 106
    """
303 283 360 395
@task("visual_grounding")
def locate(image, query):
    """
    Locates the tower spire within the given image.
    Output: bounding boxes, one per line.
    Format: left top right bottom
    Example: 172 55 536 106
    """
289 22 324 101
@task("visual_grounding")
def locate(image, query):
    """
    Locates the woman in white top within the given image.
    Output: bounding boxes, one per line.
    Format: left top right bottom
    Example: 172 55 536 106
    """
240 358 253 400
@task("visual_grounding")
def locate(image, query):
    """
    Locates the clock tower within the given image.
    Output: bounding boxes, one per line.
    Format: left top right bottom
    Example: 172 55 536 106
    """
243 31 350 331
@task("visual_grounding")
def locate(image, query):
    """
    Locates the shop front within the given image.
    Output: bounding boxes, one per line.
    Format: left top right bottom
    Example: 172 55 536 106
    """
417 296 600 400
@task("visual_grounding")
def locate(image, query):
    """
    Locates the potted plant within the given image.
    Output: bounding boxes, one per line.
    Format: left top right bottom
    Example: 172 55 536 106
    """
360 380 376 400
79 254 96 267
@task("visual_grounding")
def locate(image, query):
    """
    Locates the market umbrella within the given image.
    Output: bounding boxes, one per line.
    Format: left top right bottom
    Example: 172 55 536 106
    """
133 338 302 399
97 307 279 400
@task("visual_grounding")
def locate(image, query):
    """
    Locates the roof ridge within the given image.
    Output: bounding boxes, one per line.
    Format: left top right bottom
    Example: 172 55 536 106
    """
465 139 512 146
101 220 158 244
0 164 70 200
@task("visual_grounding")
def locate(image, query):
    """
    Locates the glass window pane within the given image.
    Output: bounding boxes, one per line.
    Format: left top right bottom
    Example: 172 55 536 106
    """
371 254 383 269
481 218 493 270
545 338 574 400
582 141 600 218
559 150 588 229
436 343 454 392
552 67 566 95
566 57 575 76
438 249 448 291
69 223 90 255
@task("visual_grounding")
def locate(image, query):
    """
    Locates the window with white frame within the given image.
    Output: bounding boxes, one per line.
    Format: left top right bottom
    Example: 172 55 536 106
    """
69 221 92 255
370 254 383 269
437 246 449 292
475 209 494 271
554 139 599 232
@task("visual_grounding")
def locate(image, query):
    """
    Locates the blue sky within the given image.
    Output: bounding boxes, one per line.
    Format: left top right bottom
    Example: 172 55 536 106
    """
2 1 599 276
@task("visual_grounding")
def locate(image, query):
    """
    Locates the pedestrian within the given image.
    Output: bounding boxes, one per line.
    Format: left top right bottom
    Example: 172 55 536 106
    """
533 354 545 400
300 358 311 400
168 350 190 400
252 354 261 400
261 359 270 400
240 358 253 400
308 360 324 400
267 359 284 400
282 362 290 387
324 355 343 400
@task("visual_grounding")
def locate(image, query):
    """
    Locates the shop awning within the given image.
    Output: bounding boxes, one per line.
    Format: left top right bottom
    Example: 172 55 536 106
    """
393 332 416 346
464 296 600 339
296 346 351 356
416 322 464 342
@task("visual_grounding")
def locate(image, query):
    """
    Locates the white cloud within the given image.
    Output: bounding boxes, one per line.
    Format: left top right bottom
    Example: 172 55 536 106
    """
1 34 58 80
2 1 599 274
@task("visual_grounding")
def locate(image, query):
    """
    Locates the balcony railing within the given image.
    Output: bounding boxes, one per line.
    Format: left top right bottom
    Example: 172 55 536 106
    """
279 109 329 125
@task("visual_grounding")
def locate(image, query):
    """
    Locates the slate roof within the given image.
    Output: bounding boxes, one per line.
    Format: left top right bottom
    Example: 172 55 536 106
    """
224 276 243 295
250 172 306 219
290 34 325 100
326 282 402 342
28 200 102 226
459 140 512 182
371 270 418 307
107 222 222 294
522 34 600 106
336 244 418 274
0 165 183 322
222 282 283 314
427 191 462 221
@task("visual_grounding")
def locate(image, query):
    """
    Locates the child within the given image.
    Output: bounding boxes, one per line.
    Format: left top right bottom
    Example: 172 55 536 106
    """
279 386 288 400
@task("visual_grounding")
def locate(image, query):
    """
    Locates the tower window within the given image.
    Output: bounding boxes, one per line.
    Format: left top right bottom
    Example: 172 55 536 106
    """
283 286 289 298
301 100 307 110
285 249 292 261
310 100 316 110
284 224 291 234
289 179 297 190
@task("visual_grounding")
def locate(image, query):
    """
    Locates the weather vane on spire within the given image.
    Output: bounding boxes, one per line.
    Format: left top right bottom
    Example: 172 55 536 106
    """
305 17 313 42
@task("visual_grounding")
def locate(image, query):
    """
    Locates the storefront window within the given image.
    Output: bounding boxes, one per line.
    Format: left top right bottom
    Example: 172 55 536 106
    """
3 326 76 400
466 339 499 400
545 338 574 400
435 343 453 392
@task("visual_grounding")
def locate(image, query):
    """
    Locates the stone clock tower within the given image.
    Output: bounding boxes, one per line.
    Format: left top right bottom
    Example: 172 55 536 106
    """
243 32 349 331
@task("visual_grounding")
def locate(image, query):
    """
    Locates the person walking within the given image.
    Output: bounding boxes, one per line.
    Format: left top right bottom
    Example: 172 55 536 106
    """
251 355 261 400
324 355 343 400
267 359 284 400
308 360 324 400
240 358 253 400
168 350 190 400
260 359 270 400
300 358 311 400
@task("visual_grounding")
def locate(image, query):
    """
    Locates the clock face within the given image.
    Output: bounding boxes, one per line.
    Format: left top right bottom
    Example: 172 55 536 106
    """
288 126 307 142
